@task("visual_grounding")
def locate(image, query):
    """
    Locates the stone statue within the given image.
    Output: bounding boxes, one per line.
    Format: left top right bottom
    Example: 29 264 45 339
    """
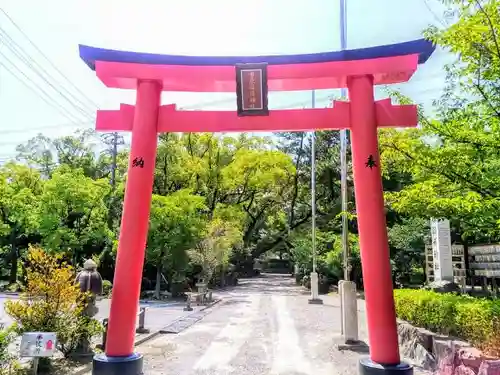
75 259 103 318
71 259 103 357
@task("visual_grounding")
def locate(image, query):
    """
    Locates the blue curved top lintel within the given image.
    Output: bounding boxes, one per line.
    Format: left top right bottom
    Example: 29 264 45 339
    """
79 39 435 71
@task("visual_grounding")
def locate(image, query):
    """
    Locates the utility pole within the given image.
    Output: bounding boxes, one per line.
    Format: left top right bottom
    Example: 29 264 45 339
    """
110 132 119 189
308 90 322 304
101 132 124 233
102 132 124 189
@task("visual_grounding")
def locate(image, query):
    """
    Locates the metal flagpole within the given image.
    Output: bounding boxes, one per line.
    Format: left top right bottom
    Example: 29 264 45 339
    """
311 90 317 275
338 0 359 345
339 0 349 282
309 89 322 304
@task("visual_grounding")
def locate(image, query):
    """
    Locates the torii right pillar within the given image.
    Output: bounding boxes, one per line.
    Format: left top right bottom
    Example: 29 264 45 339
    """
342 74 415 375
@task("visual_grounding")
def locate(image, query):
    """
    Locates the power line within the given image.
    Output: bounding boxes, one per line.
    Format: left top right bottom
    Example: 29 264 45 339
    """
424 0 447 27
0 11 101 142
0 84 444 143
0 26 95 120
0 6 100 140
0 7 101 110
180 73 445 111
0 120 94 135
0 52 85 124
0 3 445 131
0 93 339 138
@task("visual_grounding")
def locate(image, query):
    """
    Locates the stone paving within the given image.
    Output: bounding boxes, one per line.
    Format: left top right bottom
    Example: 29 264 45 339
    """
77 275 430 375
0 291 206 366
2 276 432 375
0 294 205 333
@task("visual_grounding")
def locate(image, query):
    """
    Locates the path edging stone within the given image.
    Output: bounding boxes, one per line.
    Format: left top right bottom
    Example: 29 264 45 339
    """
159 299 222 334
68 298 222 375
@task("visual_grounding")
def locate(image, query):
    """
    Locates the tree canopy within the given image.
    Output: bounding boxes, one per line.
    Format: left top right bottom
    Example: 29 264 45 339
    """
380 0 500 245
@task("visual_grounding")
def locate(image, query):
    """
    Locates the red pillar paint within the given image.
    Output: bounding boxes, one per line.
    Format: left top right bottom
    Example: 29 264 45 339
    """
105 80 162 357
347 75 400 365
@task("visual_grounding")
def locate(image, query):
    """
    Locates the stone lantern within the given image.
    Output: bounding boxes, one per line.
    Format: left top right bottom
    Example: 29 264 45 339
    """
75 259 103 317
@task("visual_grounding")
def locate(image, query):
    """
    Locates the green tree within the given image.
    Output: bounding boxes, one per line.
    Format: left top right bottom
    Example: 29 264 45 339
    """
0 163 42 283
380 0 500 242
290 228 362 286
221 147 296 256
388 217 428 286
153 133 192 196
147 190 207 298
37 167 112 265
188 218 243 283
16 130 112 180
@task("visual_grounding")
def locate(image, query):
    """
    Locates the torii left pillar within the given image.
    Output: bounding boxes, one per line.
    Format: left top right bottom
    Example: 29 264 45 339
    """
92 80 161 375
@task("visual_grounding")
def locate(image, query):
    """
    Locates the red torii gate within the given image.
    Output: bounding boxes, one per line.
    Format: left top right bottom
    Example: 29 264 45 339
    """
79 39 434 375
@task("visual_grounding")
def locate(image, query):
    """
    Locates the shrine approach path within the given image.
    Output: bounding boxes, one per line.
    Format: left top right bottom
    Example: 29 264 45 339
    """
134 274 430 375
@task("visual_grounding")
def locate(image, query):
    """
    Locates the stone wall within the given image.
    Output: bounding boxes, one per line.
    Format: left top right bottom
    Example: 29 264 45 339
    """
397 320 500 375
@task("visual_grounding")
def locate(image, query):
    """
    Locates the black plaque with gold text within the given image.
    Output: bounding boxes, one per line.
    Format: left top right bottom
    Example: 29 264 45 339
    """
235 63 269 117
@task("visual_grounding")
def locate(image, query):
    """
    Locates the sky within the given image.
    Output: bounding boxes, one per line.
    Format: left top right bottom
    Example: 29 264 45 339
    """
0 0 452 161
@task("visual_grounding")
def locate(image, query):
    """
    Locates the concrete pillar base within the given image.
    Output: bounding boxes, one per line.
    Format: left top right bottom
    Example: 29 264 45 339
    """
338 280 345 335
340 280 359 343
308 298 324 304
337 340 369 352
309 272 322 304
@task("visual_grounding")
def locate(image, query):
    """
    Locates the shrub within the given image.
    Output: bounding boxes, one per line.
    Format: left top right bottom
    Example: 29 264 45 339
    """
294 272 303 285
302 275 311 289
454 298 498 345
394 289 500 353
102 280 112 297
0 325 21 375
4 246 103 359
394 289 457 333
6 283 22 293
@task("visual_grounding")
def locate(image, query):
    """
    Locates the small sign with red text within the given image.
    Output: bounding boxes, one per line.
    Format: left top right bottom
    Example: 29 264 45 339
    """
20 332 57 357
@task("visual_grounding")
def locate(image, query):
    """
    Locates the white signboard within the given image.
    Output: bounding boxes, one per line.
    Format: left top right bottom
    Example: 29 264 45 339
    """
431 219 454 282
20 332 57 358
469 244 500 255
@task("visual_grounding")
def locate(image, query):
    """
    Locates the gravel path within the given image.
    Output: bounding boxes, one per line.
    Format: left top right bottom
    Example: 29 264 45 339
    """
132 275 429 375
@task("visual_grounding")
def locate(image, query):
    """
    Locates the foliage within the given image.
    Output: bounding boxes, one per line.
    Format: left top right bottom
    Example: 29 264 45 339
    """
290 228 362 286
0 325 21 375
0 163 43 284
102 280 112 297
4 246 103 358
380 0 500 243
394 289 500 354
1 130 318 289
147 190 207 293
388 217 428 286
37 167 113 265
189 218 243 281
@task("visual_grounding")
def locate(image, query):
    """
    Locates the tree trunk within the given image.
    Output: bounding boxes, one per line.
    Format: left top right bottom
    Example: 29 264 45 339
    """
154 250 165 299
155 263 162 300
9 229 17 284
220 267 225 287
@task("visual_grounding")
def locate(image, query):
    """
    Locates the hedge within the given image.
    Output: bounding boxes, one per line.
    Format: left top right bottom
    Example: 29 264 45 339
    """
394 289 500 347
